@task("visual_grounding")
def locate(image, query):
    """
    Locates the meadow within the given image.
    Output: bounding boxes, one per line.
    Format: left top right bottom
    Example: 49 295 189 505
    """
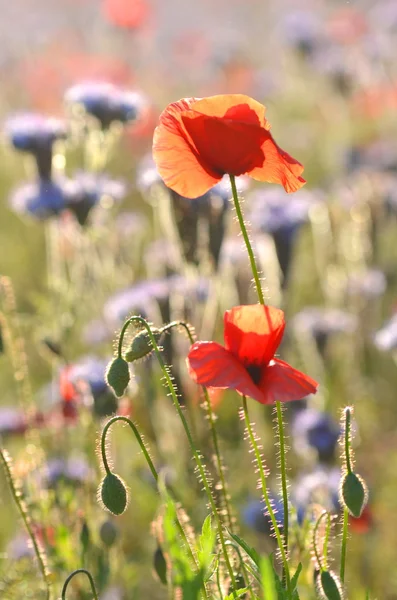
1 1 397 598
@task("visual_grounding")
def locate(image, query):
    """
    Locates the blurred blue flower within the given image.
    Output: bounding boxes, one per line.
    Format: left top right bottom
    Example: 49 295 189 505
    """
5 113 67 179
248 188 320 283
346 269 386 299
242 495 284 535
63 171 126 225
65 82 145 129
0 407 26 436
292 466 341 520
292 408 341 463
373 315 397 351
39 456 93 487
281 10 323 57
10 179 66 219
293 307 357 355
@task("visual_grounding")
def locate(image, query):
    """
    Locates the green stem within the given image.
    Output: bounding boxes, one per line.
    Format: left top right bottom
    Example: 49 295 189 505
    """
312 511 330 572
276 401 289 558
165 321 234 530
340 508 349 584
229 175 291 578
344 408 353 474
0 448 51 600
61 569 98 599
229 174 265 305
118 316 238 596
100 415 207 597
242 396 291 595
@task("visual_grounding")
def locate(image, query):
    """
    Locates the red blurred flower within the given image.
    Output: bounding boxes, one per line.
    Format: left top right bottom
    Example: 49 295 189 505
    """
153 94 305 198
187 305 318 404
349 505 373 534
102 0 150 29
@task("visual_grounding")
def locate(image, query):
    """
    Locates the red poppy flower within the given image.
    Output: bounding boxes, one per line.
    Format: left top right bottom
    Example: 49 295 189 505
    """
102 0 150 29
153 94 306 198
187 305 318 404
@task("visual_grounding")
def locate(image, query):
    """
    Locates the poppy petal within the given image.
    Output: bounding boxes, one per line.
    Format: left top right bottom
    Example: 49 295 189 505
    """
248 133 306 193
257 358 318 404
153 98 221 198
187 341 265 403
224 305 285 367
190 94 270 129
181 113 267 176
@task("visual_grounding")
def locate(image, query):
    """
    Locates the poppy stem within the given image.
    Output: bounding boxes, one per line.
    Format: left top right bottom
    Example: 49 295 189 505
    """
241 396 292 595
164 320 235 530
61 569 98 600
117 316 239 597
0 448 52 600
340 507 349 584
229 174 265 305
99 414 206 595
275 401 290 562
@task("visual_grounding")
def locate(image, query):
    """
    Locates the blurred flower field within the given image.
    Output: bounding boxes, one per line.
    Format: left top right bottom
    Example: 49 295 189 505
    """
1 0 397 598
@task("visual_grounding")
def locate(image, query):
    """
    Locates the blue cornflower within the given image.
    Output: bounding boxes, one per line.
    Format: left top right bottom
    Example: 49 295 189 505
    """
10 179 66 219
5 113 67 178
292 408 341 463
65 81 145 129
67 356 119 417
242 495 284 535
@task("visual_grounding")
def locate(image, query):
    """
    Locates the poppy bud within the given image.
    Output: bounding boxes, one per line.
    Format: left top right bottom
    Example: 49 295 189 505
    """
106 357 130 397
340 471 368 518
317 570 344 600
80 520 90 553
99 520 119 547
99 472 128 515
124 328 163 362
153 546 167 585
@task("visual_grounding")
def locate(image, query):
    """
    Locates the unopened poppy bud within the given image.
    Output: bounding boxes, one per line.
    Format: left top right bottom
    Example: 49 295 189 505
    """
124 327 163 362
80 520 90 553
318 570 344 600
99 520 119 547
340 471 368 518
99 473 128 515
153 546 167 585
106 357 130 397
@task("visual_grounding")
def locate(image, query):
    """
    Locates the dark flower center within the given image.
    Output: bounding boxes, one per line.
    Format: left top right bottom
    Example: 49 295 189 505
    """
246 364 262 386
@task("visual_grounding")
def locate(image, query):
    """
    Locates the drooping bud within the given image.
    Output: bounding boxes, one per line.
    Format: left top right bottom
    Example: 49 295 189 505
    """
99 520 119 547
340 471 368 518
99 472 128 515
124 327 163 362
317 570 344 600
153 545 168 585
106 357 130 397
80 520 90 554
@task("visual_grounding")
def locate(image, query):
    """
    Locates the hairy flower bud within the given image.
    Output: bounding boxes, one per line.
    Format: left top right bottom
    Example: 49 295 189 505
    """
106 357 130 397
99 473 128 515
318 571 344 600
124 327 163 362
340 471 368 518
100 520 119 547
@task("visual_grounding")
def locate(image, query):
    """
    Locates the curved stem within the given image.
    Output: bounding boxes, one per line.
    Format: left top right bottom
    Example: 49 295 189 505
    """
242 396 291 595
276 401 289 558
340 508 349 584
61 569 98 599
101 416 157 481
312 511 329 572
118 316 238 597
229 174 265 305
0 448 51 600
100 415 206 596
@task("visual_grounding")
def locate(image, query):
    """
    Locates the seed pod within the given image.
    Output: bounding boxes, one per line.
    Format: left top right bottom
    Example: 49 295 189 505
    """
318 570 344 600
106 357 130 397
99 473 128 515
340 471 368 518
153 546 167 585
124 328 163 362
100 520 119 547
